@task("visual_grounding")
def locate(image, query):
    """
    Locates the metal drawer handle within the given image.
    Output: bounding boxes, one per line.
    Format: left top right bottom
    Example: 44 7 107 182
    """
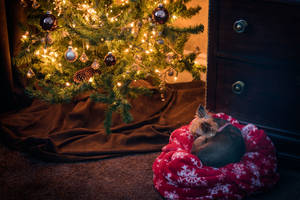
233 19 248 33
232 81 245 94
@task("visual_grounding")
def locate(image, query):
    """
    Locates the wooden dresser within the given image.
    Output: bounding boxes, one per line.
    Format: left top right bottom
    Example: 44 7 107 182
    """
206 0 300 163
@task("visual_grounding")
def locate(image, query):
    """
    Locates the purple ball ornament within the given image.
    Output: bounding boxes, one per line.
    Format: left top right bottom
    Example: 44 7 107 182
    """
104 52 116 66
40 11 57 31
152 4 169 24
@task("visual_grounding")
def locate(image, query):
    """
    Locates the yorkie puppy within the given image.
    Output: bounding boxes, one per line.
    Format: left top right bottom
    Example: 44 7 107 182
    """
190 105 246 168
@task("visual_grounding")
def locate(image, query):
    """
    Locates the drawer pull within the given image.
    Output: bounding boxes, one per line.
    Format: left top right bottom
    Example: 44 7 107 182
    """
232 81 245 94
233 19 248 33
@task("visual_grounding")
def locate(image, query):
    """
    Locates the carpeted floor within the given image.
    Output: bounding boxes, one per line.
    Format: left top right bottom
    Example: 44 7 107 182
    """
1 142 300 200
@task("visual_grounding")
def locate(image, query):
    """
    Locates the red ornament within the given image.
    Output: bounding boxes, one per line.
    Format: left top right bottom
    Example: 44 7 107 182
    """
104 52 116 66
40 12 57 31
152 4 169 24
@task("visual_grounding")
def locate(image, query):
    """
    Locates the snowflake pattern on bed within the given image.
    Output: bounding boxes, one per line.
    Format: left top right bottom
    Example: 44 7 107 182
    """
208 183 231 195
155 178 163 189
232 164 247 179
177 165 207 186
164 190 179 199
247 162 260 178
165 173 178 187
172 152 189 160
190 157 202 168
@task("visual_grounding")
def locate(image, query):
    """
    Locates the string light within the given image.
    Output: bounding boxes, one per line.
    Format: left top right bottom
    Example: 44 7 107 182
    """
174 76 178 81
130 22 134 27
155 69 160 73
89 77 94 83
65 82 71 87
117 82 122 87
21 31 29 40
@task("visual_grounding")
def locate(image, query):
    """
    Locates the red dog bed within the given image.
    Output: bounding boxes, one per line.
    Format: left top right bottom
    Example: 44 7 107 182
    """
152 113 279 200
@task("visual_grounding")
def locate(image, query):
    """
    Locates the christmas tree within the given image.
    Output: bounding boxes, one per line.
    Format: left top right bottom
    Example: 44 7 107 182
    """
14 0 204 133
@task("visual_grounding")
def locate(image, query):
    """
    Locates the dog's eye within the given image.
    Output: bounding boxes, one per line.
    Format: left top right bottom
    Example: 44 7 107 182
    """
201 122 212 133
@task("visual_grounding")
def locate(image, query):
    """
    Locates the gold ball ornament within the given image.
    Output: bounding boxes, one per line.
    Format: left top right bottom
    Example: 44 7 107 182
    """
79 52 89 63
91 59 100 70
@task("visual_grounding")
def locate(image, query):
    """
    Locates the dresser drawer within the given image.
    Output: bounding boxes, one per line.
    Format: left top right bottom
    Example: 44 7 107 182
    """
214 58 299 134
217 0 300 63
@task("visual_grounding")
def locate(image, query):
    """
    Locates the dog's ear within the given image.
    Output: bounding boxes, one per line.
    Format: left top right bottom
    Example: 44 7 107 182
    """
196 105 208 118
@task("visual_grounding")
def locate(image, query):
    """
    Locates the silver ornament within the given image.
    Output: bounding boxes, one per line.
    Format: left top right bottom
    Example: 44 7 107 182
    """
64 46 78 62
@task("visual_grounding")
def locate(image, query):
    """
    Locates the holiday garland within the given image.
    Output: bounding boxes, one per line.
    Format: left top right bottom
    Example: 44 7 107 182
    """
14 0 205 134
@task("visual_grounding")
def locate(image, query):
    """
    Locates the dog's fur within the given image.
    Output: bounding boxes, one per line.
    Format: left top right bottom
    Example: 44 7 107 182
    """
190 105 246 168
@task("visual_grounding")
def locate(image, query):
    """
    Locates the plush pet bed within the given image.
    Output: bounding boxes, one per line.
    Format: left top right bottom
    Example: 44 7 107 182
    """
152 113 279 200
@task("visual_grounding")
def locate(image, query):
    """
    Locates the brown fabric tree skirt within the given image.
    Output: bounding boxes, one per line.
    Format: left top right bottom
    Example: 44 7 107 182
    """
0 81 205 162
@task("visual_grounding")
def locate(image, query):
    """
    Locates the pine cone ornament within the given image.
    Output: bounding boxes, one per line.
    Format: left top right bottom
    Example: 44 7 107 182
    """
73 67 95 83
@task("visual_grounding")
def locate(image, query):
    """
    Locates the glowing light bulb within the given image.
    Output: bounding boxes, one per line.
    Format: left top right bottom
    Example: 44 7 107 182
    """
35 50 40 56
65 82 71 87
117 82 122 87
174 76 178 81
145 50 150 54
124 49 129 53
130 22 134 27
141 39 145 43
172 15 177 20
89 77 94 83
155 69 160 73
86 44 89 50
